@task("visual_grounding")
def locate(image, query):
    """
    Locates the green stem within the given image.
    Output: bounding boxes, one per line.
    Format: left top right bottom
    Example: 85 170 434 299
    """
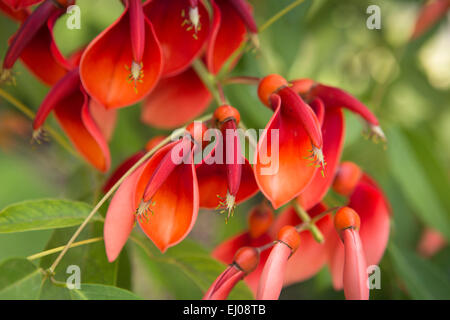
292 200 324 243
192 59 222 105
27 237 103 261
259 0 307 33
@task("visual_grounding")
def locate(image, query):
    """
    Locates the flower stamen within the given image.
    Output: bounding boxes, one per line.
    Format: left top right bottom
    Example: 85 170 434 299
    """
31 128 49 145
136 199 155 224
0 68 17 86
125 61 144 93
215 191 237 223
181 6 201 40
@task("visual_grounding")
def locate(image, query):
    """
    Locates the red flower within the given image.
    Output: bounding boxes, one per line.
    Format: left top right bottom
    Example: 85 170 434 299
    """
141 0 258 129
80 0 162 108
212 204 273 295
254 74 324 209
2 0 43 11
104 122 207 260
411 0 450 39
32 67 114 172
0 0 29 21
1 0 73 85
196 105 258 217
204 246 259 300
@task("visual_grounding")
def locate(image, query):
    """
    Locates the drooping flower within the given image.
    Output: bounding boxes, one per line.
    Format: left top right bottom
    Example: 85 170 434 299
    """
256 225 301 300
141 0 258 129
196 105 258 218
254 74 324 209
291 78 384 210
326 162 390 291
32 67 113 172
104 122 207 261
204 246 259 300
80 0 162 108
212 203 274 294
0 0 73 85
333 207 369 300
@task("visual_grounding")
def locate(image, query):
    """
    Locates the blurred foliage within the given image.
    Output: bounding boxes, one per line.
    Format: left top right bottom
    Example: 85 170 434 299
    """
0 0 449 300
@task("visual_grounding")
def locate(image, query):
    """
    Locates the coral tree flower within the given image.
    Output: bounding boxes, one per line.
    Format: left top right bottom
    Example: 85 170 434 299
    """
80 0 162 109
1 0 73 85
326 162 391 292
256 225 301 300
141 0 258 129
104 122 207 261
0 0 29 21
289 78 384 211
196 105 258 217
333 207 369 300
411 0 450 39
254 74 324 209
32 66 113 172
212 203 274 294
204 246 259 300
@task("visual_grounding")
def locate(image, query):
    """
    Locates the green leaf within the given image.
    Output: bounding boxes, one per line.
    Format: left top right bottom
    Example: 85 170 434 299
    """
0 199 100 233
131 235 254 300
389 244 450 300
70 284 141 300
0 258 43 299
387 128 450 240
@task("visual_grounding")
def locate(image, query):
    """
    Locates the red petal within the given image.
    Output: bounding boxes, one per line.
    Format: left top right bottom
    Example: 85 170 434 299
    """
270 203 334 286
0 1 29 21
144 0 210 77
80 3 162 109
89 100 117 142
206 0 247 74
342 228 369 300
256 241 291 300
134 142 199 252
53 86 111 172
3 0 42 10
141 67 211 129
412 0 450 39
212 232 271 295
203 266 244 300
103 164 145 262
298 108 345 210
254 95 317 209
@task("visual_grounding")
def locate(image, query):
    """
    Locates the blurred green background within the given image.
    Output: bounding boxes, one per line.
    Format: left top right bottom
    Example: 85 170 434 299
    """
0 0 449 299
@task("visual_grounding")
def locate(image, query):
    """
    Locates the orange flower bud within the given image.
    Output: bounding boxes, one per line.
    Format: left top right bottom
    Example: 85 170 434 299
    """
277 225 301 253
233 247 260 274
332 162 362 196
248 204 274 239
290 78 315 95
186 121 207 145
214 105 240 125
334 207 360 232
257 74 288 107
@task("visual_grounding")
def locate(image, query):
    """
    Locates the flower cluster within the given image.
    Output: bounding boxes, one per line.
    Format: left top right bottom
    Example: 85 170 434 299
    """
1 0 394 300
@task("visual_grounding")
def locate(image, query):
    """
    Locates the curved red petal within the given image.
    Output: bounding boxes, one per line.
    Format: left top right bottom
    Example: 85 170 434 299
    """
212 232 271 295
141 67 211 129
144 0 210 76
103 165 145 262
206 0 247 74
89 100 117 141
203 266 244 300
80 4 162 109
134 142 199 252
254 96 317 209
412 0 450 39
53 86 111 172
342 228 369 300
270 203 334 286
298 108 345 210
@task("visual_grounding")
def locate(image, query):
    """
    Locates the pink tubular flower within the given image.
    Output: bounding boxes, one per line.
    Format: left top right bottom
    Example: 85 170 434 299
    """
204 246 259 300
257 225 301 300
212 203 274 295
334 207 369 300
104 122 207 261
